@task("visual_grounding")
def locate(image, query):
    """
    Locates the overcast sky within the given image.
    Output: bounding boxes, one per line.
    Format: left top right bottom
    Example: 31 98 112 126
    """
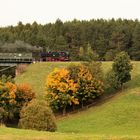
0 0 139 26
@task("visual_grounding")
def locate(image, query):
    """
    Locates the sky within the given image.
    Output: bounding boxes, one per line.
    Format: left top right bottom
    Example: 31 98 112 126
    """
0 0 140 26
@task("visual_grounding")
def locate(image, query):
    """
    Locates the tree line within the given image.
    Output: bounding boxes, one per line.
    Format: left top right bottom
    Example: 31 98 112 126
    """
0 18 140 60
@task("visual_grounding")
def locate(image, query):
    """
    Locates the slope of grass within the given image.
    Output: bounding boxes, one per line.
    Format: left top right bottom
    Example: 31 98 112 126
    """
1 61 139 139
57 61 140 136
15 61 111 99
16 62 79 99
57 89 140 136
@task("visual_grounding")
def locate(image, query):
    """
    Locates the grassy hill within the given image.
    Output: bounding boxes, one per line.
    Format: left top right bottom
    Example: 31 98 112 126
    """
15 61 111 98
57 62 140 136
16 62 80 99
1 61 140 139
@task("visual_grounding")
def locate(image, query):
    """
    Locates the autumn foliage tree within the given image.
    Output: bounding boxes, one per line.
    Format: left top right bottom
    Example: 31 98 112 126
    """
0 81 17 119
46 68 79 115
46 64 104 114
0 80 35 123
68 64 104 108
15 83 35 116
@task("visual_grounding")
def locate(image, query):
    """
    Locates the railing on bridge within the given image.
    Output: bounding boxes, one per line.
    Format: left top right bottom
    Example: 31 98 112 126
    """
0 53 33 63
0 53 32 77
0 65 17 77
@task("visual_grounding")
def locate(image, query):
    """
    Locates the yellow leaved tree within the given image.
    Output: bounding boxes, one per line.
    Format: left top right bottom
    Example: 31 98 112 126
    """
68 64 104 108
46 68 79 115
46 64 104 114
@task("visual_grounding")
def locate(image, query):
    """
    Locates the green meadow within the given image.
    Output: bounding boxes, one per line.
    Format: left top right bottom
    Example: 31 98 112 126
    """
1 61 140 139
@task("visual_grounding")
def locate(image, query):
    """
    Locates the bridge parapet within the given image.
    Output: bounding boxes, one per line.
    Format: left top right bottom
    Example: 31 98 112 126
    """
0 53 32 63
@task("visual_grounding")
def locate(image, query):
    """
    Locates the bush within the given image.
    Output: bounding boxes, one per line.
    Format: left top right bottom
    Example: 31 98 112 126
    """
16 83 35 108
0 75 15 83
73 64 104 107
67 64 80 83
0 81 35 123
46 64 104 113
18 100 57 132
0 81 17 122
46 68 78 115
106 52 132 90
83 61 103 80
0 107 8 124
112 51 133 87
0 81 17 108
106 70 121 90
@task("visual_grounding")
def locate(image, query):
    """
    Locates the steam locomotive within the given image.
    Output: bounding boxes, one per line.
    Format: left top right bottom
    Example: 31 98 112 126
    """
40 51 70 61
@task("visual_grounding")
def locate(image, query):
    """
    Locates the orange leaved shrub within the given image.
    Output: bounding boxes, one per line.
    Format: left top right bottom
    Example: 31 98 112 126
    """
16 83 35 107
0 80 35 123
0 81 17 107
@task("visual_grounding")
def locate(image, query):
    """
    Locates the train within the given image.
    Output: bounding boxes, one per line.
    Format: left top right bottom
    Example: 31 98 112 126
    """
0 51 70 64
40 51 70 61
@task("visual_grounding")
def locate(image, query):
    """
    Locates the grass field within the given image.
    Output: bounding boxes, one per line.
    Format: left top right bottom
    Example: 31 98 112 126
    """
1 126 140 140
1 61 140 139
16 62 79 99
